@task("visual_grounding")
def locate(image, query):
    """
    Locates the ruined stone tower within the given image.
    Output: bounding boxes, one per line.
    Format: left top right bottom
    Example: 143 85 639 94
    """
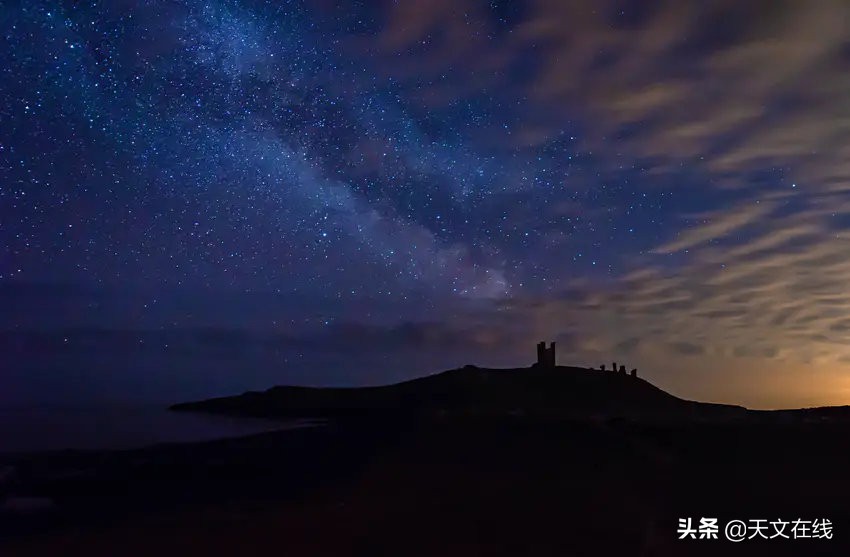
536 341 556 368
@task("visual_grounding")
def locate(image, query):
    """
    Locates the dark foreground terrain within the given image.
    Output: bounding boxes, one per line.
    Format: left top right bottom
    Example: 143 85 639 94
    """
2 417 850 556
4 366 850 556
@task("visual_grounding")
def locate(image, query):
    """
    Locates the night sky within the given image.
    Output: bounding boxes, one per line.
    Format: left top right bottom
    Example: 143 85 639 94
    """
3 1 850 409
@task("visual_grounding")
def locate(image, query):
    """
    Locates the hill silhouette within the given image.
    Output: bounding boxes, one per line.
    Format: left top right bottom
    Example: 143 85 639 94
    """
171 364 747 422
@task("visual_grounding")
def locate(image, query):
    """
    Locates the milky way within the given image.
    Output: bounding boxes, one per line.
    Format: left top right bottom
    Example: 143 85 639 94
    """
4 1 850 408
3 0 629 298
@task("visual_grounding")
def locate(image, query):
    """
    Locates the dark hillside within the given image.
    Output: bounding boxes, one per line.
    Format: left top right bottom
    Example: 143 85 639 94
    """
171 365 746 422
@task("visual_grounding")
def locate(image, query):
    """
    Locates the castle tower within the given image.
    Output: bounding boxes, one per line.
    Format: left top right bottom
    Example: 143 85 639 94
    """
536 341 556 368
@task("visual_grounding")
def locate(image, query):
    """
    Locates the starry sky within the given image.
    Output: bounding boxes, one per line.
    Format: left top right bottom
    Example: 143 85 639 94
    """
3 0 850 409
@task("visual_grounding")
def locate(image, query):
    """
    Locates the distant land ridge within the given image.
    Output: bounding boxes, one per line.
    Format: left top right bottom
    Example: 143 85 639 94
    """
171 364 752 422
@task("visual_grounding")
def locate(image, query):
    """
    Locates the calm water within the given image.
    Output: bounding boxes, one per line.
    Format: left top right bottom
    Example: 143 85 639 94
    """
0 406 304 453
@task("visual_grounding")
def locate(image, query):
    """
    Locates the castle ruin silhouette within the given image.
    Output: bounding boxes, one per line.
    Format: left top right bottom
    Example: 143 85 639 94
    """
534 341 637 378
536 341 556 368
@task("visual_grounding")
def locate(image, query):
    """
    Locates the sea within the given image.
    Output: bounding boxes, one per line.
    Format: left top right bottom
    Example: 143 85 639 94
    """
0 405 304 453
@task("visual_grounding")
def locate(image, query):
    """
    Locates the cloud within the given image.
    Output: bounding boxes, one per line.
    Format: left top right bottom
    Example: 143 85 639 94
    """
668 341 705 356
653 202 776 253
355 0 850 188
